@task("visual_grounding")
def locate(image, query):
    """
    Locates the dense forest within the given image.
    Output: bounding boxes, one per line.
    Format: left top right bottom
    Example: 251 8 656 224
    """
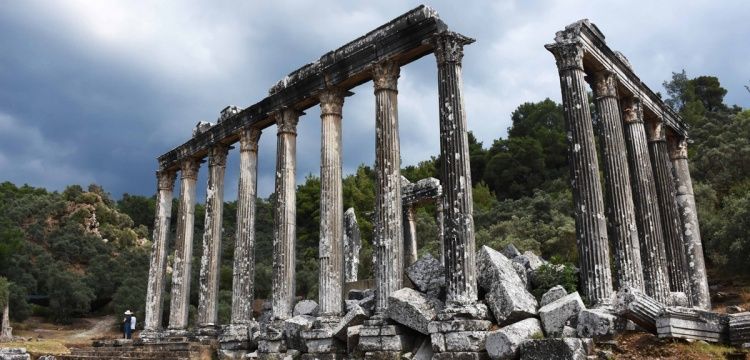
0 72 747 327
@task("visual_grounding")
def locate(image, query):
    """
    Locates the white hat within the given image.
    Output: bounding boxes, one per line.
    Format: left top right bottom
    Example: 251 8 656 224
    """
124 310 133 315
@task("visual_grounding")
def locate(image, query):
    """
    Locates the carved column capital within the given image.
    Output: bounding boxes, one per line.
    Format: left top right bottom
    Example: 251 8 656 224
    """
589 69 618 99
372 60 400 92
180 159 200 180
157 170 177 191
669 137 689 160
209 144 229 167
432 32 474 66
239 128 262 152
646 119 666 143
319 88 348 117
622 96 644 124
275 108 301 135
545 42 584 71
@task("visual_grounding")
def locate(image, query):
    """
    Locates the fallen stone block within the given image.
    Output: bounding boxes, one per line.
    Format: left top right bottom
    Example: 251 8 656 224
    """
729 312 750 346
347 325 362 355
656 307 729 343
614 286 665 333
513 251 545 271
477 246 538 325
283 315 315 351
443 331 487 352
486 318 542 360
540 285 567 307
538 292 585 337
576 309 618 339
293 299 319 316
348 288 375 301
386 288 444 335
501 244 521 259
413 337 434 360
518 338 594 360
0 348 30 360
332 304 369 340
406 253 445 297
511 261 530 290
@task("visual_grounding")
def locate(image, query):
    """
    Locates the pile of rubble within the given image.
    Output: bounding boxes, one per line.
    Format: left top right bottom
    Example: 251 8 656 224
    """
247 244 748 359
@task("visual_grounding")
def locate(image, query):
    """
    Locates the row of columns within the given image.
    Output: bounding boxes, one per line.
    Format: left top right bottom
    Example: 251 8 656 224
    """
547 41 710 308
144 32 482 340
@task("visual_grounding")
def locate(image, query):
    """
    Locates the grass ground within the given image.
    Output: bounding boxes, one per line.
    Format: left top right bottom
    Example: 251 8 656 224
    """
0 315 123 357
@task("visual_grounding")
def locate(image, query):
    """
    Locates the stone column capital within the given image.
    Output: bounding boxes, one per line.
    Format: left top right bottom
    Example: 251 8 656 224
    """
545 42 584 71
432 31 474 66
275 108 302 135
319 88 351 117
180 158 200 180
646 119 666 143
669 137 689 160
157 170 177 191
239 128 262 153
622 96 644 124
209 144 229 167
588 69 618 99
372 60 400 92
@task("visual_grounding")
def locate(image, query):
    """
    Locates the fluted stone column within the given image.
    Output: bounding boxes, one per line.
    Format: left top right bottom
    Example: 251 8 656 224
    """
231 128 262 326
272 109 300 320
197 144 229 330
647 121 692 301
144 170 176 332
372 60 403 314
436 199 445 265
168 159 200 330
343 208 361 283
546 42 613 305
669 137 711 309
621 97 670 303
318 89 347 318
403 205 418 266
589 70 644 291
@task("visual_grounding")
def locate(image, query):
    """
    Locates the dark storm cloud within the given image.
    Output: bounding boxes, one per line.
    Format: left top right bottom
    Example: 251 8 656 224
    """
1 1 748 200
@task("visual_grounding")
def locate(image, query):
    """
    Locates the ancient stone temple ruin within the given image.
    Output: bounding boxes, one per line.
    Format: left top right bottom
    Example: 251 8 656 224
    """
545 20 710 310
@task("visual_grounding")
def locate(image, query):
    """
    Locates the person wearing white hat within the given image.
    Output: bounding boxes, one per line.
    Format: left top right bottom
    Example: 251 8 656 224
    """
123 310 133 339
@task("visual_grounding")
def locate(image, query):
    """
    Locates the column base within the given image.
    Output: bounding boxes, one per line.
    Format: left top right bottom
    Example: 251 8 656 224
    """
358 317 414 356
138 329 163 343
430 303 491 359
162 328 198 343
219 321 259 355
257 320 289 359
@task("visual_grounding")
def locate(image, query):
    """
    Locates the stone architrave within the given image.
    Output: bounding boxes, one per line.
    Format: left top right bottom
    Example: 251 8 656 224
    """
647 121 692 301
669 137 711 309
272 108 301 320
144 170 176 332
343 208 361 283
434 31 480 309
372 60 403 314
545 41 613 305
231 128 262 326
621 97 671 303
318 88 348 318
197 144 229 331
589 69 644 292
168 159 200 330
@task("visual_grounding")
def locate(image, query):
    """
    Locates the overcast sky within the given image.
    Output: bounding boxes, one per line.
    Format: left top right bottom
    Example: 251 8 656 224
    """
1 0 748 201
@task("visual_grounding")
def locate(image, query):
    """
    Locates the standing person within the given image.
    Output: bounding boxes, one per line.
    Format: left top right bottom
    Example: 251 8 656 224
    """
123 310 133 339
130 312 137 338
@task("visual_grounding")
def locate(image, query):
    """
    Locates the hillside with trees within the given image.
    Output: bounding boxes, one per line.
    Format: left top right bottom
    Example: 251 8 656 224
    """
0 72 747 327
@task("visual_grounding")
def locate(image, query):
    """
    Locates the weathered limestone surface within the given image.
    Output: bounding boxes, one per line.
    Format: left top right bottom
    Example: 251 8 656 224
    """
344 208 361 283
669 138 711 310
519 338 594 360
332 304 369 341
614 286 665 333
372 60 403 314
576 309 618 339
144 170 175 332
272 109 301 320
434 31 480 312
589 69 644 292
403 205 418 267
0 348 29 360
386 288 443 335
169 159 199 330
540 285 568 307
231 128 261 327
647 121 692 300
538 292 585 337
485 318 542 360
656 307 729 343
622 96 671 303
294 300 319 317
729 312 750 346
477 246 538 325
406 254 445 298
546 41 613 305
318 89 348 318
197 144 229 330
